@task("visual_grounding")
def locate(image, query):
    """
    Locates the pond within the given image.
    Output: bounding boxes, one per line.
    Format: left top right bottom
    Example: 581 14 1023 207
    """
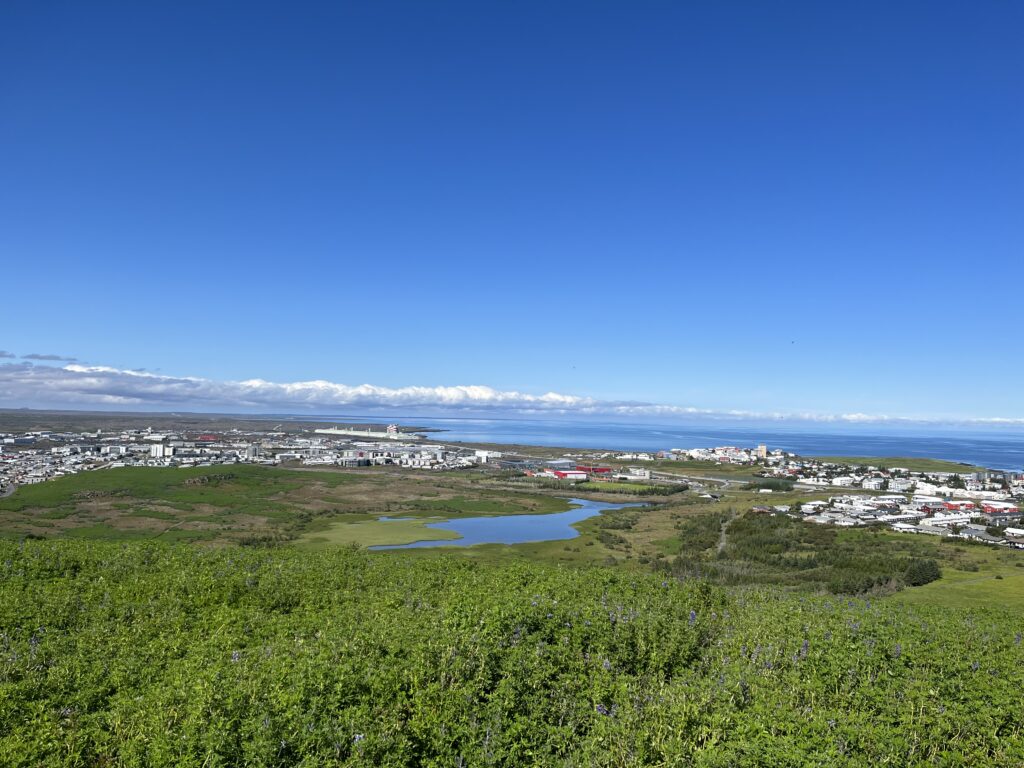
369 497 644 550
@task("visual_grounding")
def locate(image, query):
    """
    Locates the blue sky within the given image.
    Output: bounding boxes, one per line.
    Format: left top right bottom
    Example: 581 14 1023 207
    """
2 2 1022 422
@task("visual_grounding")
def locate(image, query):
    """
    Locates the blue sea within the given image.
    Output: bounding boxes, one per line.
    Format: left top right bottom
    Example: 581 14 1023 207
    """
293 415 1024 471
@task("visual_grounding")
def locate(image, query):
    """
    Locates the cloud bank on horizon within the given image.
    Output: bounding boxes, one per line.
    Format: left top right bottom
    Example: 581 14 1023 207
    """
0 361 1021 427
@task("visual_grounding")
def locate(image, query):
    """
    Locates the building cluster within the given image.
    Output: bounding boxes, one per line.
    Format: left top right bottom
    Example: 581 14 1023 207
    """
762 458 1024 499
610 446 777 464
286 441 490 470
652 443 1024 499
789 492 1023 547
0 426 498 492
658 445 775 464
0 427 285 489
527 460 653 483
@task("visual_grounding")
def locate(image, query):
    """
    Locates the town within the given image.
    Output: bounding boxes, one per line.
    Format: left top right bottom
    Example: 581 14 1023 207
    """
4 426 1024 548
654 444 1024 548
0 424 495 490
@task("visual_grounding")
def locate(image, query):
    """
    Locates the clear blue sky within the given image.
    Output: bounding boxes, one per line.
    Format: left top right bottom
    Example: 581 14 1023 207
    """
2 1 1022 420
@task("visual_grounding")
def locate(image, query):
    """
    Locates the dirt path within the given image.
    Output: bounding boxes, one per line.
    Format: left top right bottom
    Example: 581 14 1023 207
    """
152 520 186 539
716 509 738 554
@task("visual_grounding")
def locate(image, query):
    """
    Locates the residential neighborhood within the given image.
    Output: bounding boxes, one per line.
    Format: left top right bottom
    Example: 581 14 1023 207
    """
0 424 493 491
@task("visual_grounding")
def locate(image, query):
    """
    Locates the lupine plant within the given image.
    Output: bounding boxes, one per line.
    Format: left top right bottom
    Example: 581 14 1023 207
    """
1 540 1022 766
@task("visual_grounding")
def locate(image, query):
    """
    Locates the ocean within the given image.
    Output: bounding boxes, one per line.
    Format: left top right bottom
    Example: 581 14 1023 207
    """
302 415 1024 471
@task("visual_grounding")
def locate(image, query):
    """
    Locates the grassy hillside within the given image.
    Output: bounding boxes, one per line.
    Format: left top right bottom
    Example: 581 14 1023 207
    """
1 540 1022 766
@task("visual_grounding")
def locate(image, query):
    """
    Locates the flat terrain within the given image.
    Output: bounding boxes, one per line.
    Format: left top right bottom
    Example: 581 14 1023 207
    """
890 544 1024 611
300 516 460 547
0 408 433 436
0 465 593 549
810 455 985 473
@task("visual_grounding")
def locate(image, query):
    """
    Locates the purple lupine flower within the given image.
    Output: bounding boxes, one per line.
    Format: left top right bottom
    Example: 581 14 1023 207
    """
1015 633 1022 645
971 661 980 671
688 610 697 625
231 650 241 663
353 734 365 742
602 658 611 671
596 704 611 716
800 639 809 658
893 643 902 660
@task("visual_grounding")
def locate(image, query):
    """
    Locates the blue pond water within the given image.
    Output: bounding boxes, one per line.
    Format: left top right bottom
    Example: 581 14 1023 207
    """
369 497 643 550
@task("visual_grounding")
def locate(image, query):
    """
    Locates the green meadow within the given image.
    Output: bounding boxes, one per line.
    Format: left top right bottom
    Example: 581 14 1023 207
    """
810 456 985 473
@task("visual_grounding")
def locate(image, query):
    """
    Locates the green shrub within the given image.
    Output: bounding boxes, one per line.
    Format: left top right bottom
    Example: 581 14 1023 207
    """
904 558 942 586
1 540 1022 766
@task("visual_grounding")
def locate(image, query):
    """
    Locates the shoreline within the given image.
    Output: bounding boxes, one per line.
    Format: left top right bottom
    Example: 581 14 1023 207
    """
1 407 1021 472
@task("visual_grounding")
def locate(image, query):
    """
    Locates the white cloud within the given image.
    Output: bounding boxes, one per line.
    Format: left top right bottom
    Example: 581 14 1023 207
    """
0 362 599 413
1 361 1023 426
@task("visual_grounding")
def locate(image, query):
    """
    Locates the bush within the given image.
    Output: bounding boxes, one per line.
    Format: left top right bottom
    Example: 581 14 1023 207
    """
2 540 1022 765
743 479 794 492
904 558 942 586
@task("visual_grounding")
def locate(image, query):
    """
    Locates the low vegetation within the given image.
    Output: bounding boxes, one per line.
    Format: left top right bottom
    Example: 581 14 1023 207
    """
2 540 1023 766
0 466 575 547
658 507 1024 602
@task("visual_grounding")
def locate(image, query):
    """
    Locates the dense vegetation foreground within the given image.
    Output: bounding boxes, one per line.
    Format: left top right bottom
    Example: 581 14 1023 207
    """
2 541 1023 766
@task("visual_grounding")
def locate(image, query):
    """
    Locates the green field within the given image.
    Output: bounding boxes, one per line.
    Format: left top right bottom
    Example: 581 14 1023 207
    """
582 481 657 492
810 456 985 473
299 516 460 548
890 544 1024 611
648 459 760 476
0 466 576 547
